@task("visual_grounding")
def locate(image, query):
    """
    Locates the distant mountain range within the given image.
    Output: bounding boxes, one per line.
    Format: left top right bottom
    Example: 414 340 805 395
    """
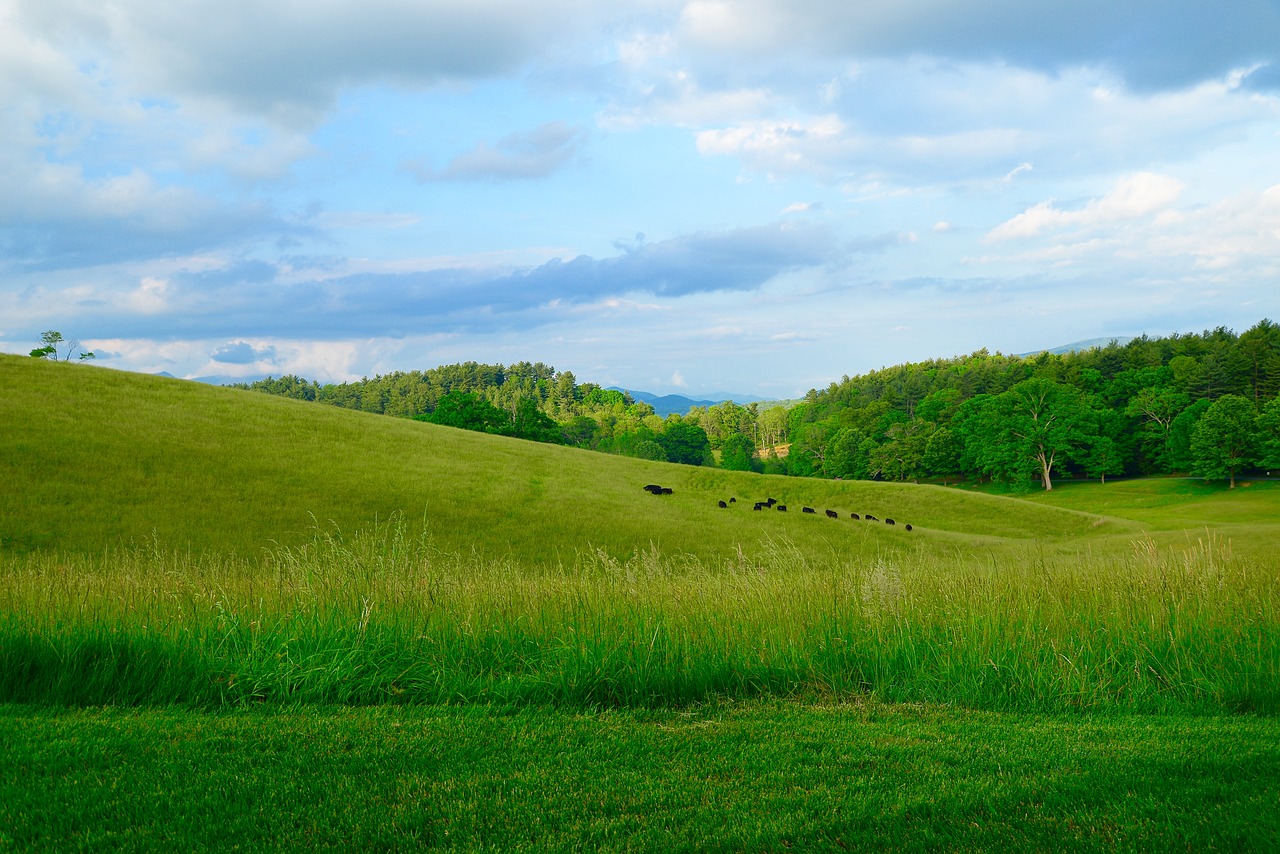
1018 336 1134 357
154 371 267 386
612 388 768 417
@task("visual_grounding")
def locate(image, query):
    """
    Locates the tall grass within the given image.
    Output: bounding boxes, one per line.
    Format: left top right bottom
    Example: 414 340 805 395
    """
2 518 1275 713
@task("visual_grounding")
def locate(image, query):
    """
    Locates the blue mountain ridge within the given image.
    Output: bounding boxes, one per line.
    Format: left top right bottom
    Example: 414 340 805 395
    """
612 388 765 417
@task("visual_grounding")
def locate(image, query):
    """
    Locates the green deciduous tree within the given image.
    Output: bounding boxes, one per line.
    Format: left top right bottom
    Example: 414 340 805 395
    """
1002 379 1095 491
631 439 668 461
1166 398 1211 472
869 420 931 482
1083 436 1125 484
719 432 761 472
1190 394 1257 488
1126 385 1189 473
30 330 95 362
955 380 1094 490
657 421 712 466
1258 397 1280 472
513 397 563 444
825 427 871 480
922 426 961 485
954 394 1031 484
423 391 512 435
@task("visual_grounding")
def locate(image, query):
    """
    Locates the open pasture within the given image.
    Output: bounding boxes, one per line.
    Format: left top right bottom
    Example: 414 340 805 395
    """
3 356 1278 848
3 356 1278 714
3 355 1128 566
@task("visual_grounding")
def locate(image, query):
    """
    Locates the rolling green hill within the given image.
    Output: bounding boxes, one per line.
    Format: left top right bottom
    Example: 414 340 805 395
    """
2 354 1142 563
5 354 1277 851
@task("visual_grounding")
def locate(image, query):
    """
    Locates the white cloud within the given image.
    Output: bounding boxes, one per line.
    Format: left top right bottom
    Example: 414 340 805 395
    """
672 0 1280 92
1003 162 1033 182
1151 183 1280 273
601 75 774 131
987 172 1185 241
187 129 316 181
972 181 1280 288
126 276 172 314
404 122 588 182
4 0 597 124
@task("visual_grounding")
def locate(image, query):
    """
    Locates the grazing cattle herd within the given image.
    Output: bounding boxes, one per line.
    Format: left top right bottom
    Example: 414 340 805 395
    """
643 484 914 531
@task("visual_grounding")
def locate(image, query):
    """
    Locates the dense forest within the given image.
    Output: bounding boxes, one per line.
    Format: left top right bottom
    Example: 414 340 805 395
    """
231 320 1280 489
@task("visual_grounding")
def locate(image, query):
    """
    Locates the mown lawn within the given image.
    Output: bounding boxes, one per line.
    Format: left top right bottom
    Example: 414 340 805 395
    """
3 701 1277 852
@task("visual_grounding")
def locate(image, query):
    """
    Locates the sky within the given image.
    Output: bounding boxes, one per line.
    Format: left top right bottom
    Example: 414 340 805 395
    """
3 1 1279 399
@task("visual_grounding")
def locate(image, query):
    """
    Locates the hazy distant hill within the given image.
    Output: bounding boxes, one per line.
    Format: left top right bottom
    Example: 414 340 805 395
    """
613 388 765 417
1018 336 1134 357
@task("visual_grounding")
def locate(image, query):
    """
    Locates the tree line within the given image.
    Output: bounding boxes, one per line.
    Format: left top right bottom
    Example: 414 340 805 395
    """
231 320 1280 488
782 320 1280 489
230 361 720 466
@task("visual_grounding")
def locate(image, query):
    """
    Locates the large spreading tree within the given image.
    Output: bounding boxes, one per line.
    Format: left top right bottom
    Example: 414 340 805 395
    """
1191 394 1257 488
957 379 1095 490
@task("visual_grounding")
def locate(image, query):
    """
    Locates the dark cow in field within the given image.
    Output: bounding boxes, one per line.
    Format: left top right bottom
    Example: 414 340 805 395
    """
729 497 736 503
885 518 895 525
776 505 787 512
825 509 838 519
718 500 728 508
850 513 860 520
865 514 878 521
660 487 673 495
802 507 816 514
766 498 777 506
753 502 766 511
644 484 663 494
905 524 913 531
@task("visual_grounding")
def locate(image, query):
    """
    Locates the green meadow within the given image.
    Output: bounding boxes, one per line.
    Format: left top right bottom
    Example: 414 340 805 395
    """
2 354 1278 850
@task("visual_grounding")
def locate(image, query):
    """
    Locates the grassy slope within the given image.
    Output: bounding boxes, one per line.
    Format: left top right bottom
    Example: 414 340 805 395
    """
4 356 1279 849
2 355 1130 563
1020 476 1280 563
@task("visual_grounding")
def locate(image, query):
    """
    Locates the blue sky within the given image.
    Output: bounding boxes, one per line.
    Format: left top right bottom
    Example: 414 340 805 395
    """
3 0 1279 398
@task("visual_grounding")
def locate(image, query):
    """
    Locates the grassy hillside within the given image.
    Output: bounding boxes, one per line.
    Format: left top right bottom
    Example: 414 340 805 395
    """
4 355 1278 849
4 353 1277 713
2 354 1133 563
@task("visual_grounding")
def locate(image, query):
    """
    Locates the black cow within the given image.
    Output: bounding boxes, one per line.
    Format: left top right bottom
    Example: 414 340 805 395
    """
865 514 878 521
660 487 673 495
729 497 736 503
885 518 895 525
905 524 913 531
802 507 816 514
825 509 838 519
718 500 728 508
753 503 765 511
776 505 787 512
766 498 777 506
850 513 860 520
